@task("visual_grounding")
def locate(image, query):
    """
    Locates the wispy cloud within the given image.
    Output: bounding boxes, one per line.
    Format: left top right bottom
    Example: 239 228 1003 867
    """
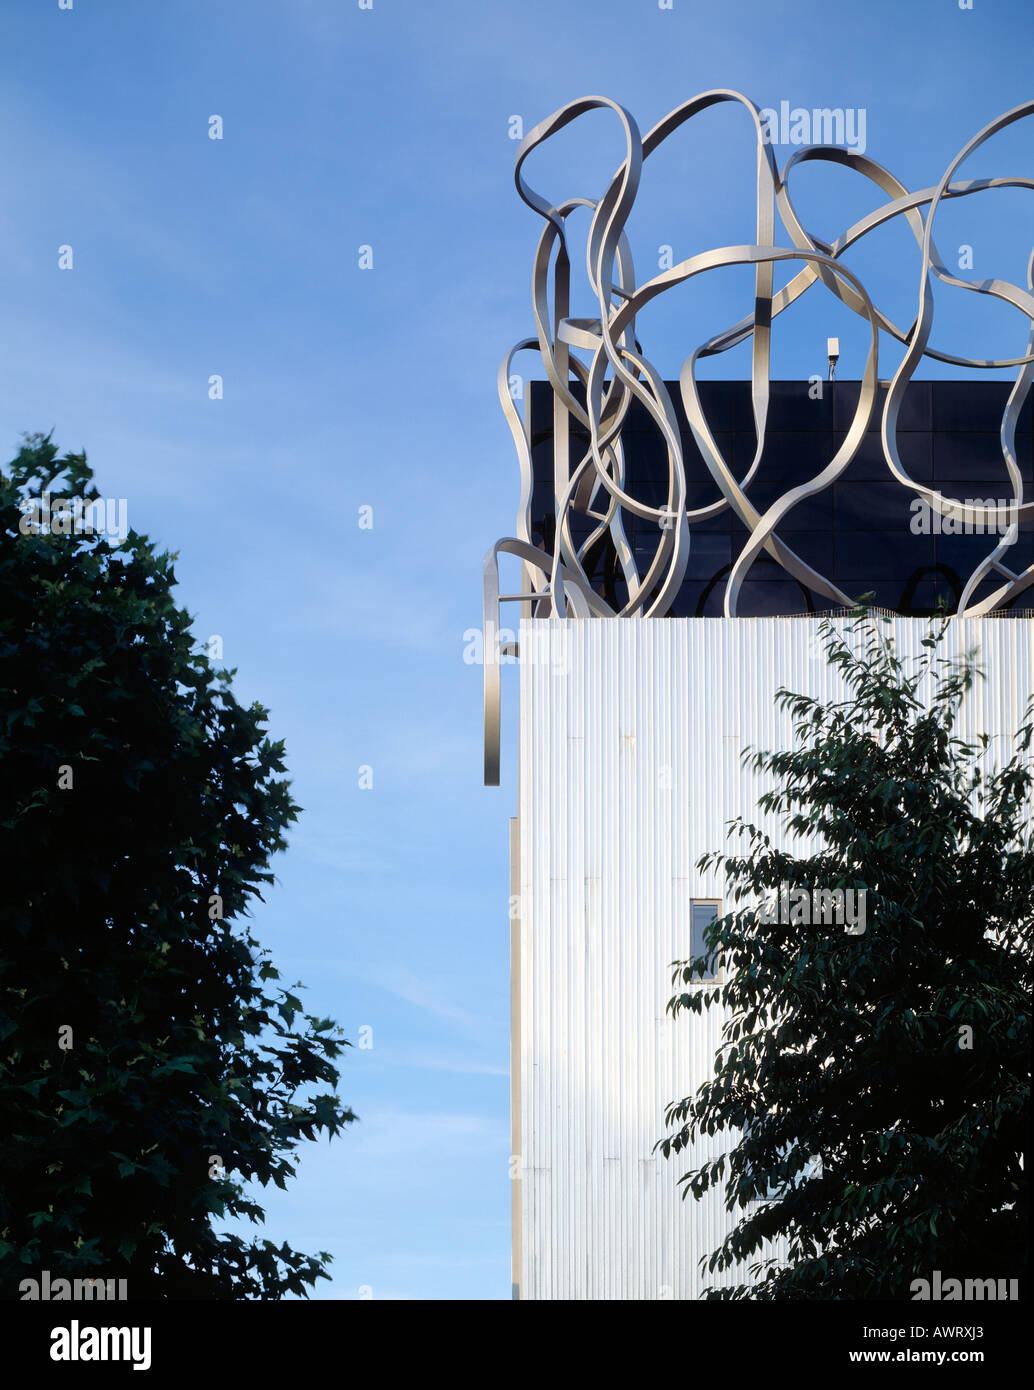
368 968 496 1037
397 1052 507 1077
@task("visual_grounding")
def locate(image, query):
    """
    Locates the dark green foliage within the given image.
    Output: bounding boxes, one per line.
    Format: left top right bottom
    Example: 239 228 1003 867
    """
660 611 1031 1298
0 433 354 1299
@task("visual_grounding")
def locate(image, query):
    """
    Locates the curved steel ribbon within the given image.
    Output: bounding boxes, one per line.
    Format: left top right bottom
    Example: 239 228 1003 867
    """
483 90 1034 783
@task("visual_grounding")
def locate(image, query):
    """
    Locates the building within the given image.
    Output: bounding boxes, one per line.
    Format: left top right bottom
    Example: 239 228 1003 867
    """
484 91 1034 1299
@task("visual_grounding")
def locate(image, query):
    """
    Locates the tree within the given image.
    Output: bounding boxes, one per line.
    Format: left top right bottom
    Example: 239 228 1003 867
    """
0 433 354 1299
660 610 1031 1299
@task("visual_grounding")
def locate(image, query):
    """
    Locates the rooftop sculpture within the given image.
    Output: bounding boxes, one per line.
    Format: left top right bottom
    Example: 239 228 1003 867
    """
483 91 1034 783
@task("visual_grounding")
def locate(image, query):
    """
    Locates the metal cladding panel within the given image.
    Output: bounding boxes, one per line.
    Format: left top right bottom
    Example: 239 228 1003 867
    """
515 617 1032 1300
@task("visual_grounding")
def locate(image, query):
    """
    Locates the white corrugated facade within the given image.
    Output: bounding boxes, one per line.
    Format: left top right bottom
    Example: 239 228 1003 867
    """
512 616 1032 1300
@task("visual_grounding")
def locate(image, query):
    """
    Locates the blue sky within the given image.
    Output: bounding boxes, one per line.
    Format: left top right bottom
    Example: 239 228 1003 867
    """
0 0 1031 1299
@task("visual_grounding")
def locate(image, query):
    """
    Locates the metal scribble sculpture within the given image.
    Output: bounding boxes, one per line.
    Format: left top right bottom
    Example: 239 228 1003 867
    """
483 91 1034 783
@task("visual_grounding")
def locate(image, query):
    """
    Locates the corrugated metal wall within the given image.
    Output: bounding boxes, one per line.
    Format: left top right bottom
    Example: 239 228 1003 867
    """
515 617 1032 1300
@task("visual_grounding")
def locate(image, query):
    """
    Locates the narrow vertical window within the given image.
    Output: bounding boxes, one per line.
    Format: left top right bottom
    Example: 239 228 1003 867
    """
690 901 720 981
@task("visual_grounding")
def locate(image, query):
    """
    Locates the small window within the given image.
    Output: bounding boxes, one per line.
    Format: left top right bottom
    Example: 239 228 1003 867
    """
741 1118 786 1203
690 901 720 981
742 1118 822 1204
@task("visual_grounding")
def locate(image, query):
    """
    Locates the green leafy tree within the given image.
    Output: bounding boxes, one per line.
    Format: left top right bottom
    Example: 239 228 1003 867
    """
660 611 1031 1299
0 433 354 1299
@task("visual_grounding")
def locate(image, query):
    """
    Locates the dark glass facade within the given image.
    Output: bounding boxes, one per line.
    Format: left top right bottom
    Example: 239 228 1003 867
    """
527 380 1034 616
